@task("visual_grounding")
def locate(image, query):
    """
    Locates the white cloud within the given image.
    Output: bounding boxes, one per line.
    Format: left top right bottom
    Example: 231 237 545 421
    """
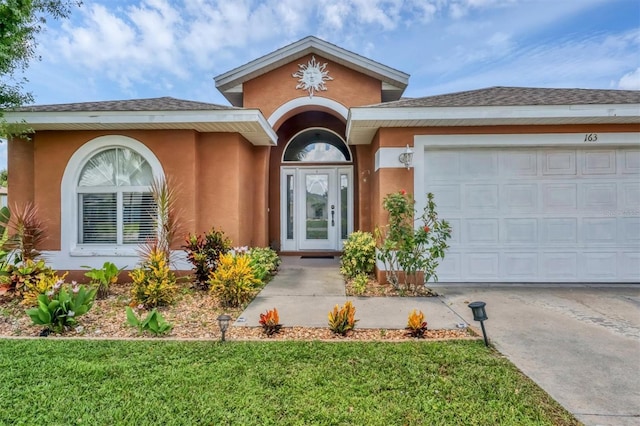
618 67 640 90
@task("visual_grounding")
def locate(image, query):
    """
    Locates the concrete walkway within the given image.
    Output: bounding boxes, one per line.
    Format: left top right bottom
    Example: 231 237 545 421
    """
236 256 466 329
238 256 640 426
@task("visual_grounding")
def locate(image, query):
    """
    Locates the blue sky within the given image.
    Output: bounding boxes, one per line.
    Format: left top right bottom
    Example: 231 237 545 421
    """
2 0 639 169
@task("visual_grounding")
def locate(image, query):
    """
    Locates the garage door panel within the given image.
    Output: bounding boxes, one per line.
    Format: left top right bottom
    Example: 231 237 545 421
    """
582 183 617 210
621 150 640 173
465 184 499 211
503 184 538 211
583 150 617 174
437 253 461 280
461 151 498 178
620 252 640 278
503 253 538 277
622 183 640 208
543 183 578 211
582 252 617 279
430 185 460 211
542 150 576 175
503 218 538 244
542 252 578 279
466 253 499 278
620 218 640 242
500 150 537 177
464 219 499 244
582 218 617 244
542 218 577 244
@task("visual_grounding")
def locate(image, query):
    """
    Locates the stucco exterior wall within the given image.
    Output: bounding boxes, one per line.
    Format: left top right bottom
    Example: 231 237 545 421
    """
243 54 381 117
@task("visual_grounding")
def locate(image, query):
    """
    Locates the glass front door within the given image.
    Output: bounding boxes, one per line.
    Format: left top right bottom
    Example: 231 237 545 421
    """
281 167 352 251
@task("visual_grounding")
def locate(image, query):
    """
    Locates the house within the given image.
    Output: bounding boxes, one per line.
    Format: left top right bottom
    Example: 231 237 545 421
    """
4 36 640 283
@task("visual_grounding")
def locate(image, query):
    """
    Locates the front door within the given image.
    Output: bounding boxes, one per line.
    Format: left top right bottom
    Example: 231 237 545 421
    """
281 167 353 251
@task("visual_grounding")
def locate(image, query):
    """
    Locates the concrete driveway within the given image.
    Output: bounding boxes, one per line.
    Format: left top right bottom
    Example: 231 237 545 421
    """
438 285 640 426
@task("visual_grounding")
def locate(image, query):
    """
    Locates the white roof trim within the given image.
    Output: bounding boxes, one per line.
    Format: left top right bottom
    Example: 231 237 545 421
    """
215 36 409 106
268 97 348 127
346 103 640 145
4 109 278 146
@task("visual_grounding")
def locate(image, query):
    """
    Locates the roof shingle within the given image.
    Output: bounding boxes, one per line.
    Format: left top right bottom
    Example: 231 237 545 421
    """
370 87 640 108
14 97 238 112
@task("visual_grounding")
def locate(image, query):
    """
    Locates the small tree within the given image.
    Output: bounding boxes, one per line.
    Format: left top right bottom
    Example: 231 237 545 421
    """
376 190 451 293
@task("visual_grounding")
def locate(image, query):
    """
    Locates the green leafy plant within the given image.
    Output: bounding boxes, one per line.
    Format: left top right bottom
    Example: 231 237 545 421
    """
25 281 97 334
125 306 173 336
328 301 358 336
248 247 280 283
376 191 452 293
2 258 59 304
340 231 376 279
83 261 126 299
350 273 369 296
183 227 231 289
130 245 178 308
406 309 428 338
209 252 260 308
259 307 282 336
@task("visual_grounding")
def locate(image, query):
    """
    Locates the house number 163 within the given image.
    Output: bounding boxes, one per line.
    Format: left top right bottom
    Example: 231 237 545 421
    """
584 133 598 142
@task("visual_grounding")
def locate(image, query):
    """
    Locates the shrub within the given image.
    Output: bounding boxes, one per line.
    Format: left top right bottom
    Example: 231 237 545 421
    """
248 247 280 283
26 281 97 334
6 202 46 264
340 231 376 279
20 268 68 307
209 252 260 308
328 301 358 336
376 191 451 292
183 227 231 289
83 261 125 299
125 306 173 336
2 259 60 304
259 307 282 336
130 246 178 308
406 309 428 338
351 273 369 296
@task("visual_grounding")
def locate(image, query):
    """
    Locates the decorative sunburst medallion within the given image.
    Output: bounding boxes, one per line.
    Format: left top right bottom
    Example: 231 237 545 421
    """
292 56 333 98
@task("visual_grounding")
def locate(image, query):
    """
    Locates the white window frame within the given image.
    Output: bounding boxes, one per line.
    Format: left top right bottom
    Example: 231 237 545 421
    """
61 135 164 257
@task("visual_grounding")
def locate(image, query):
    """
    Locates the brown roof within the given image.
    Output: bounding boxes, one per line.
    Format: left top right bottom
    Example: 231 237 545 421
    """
15 97 238 112
371 87 640 108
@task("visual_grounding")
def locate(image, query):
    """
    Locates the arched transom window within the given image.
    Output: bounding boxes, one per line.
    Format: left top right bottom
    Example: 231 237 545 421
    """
283 128 351 162
77 147 156 244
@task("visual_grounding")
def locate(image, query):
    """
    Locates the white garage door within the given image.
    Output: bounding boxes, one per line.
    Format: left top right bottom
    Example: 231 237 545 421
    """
424 146 640 282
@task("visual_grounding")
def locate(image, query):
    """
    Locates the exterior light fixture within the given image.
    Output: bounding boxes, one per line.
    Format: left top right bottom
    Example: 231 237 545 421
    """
217 314 232 342
468 301 489 347
398 144 414 169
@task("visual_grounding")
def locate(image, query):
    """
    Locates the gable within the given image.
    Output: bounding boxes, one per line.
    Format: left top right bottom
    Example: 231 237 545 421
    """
214 36 409 107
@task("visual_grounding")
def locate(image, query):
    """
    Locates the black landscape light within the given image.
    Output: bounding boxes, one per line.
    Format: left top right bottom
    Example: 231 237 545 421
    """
217 314 232 342
468 301 489 347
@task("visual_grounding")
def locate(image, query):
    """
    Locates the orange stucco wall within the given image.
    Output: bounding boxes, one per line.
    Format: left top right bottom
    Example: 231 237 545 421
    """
243 54 381 118
8 130 268 252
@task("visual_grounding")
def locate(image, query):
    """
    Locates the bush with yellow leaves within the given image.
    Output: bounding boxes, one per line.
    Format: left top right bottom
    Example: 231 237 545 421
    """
130 247 177 308
208 252 260 308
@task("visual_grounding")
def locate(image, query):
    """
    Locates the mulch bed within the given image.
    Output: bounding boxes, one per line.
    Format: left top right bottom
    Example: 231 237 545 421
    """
0 280 473 341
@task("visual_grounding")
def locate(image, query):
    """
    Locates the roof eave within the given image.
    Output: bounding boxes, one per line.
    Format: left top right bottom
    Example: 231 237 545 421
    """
346 104 640 145
3 109 278 146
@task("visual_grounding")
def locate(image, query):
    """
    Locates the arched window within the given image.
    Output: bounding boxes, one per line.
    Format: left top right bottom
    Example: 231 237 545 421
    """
77 147 156 244
283 128 351 162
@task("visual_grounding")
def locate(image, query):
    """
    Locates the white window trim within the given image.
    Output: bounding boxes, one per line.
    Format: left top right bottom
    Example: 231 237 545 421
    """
61 135 164 257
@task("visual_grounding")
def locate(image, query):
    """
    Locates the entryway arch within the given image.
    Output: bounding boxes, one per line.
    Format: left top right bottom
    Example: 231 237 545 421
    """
279 127 353 252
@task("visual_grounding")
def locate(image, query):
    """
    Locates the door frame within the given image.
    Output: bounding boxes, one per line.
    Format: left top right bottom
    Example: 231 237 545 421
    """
280 166 353 252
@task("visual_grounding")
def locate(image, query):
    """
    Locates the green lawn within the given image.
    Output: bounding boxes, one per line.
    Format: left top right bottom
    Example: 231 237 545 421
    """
0 339 579 425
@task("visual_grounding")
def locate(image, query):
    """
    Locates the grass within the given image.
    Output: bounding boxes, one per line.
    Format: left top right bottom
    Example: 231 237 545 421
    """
0 339 579 425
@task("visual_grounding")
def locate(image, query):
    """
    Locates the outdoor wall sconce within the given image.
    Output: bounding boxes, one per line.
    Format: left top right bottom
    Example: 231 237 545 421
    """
217 314 232 342
468 301 489 347
398 144 414 169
